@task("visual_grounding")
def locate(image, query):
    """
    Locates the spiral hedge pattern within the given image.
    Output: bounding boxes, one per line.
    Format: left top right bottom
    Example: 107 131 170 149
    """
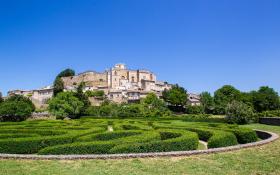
0 118 258 155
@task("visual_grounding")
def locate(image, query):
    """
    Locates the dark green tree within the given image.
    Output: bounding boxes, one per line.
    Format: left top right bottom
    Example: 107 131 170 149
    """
48 92 84 119
57 69 75 78
0 92 3 103
53 77 64 97
252 86 280 112
162 84 188 112
0 95 35 121
214 85 241 114
200 92 214 114
53 69 75 96
75 82 90 109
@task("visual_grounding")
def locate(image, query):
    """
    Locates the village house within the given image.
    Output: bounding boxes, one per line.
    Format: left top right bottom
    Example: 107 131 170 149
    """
7 64 201 107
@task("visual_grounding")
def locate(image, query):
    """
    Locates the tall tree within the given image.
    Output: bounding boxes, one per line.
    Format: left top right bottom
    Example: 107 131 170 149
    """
162 84 188 112
0 92 3 103
53 68 75 96
200 91 214 114
214 85 241 114
76 82 90 108
48 92 84 119
252 86 280 112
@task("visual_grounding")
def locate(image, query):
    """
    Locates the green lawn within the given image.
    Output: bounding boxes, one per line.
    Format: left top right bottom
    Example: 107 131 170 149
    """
0 123 279 175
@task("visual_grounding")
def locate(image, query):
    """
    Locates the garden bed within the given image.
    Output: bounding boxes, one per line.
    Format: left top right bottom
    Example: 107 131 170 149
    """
0 118 276 159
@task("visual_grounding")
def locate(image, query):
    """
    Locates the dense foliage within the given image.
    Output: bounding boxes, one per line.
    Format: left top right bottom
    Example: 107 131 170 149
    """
185 105 204 114
225 101 255 124
85 93 171 118
0 92 3 103
85 90 105 98
0 95 35 121
53 69 75 96
214 85 241 114
162 84 188 112
0 119 258 155
48 92 84 119
251 86 280 112
200 91 214 114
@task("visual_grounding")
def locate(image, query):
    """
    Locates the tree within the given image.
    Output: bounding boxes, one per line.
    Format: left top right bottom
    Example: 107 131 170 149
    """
162 84 188 112
252 86 280 112
75 82 90 110
57 69 75 78
200 92 214 114
0 92 3 103
225 101 255 124
141 93 170 117
185 105 204 114
214 85 241 114
53 69 75 96
53 77 64 96
0 95 35 121
240 92 254 107
48 92 84 119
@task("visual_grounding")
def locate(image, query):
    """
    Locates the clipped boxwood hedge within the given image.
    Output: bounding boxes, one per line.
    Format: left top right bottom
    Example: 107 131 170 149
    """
0 118 260 155
110 130 198 154
208 131 238 148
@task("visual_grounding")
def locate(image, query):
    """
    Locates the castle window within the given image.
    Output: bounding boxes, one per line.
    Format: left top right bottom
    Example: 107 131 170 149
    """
132 76 135 82
99 79 104 82
121 76 125 79
114 71 117 76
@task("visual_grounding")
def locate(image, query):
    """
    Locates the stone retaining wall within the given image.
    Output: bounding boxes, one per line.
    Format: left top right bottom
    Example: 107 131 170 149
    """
259 117 280 126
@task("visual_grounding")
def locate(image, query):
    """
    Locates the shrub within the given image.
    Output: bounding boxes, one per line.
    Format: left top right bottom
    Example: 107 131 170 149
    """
0 95 35 122
207 131 238 148
48 92 84 119
110 130 198 153
0 135 73 154
185 105 204 114
231 128 258 144
117 104 144 118
226 101 256 124
84 106 100 117
258 110 280 118
38 142 116 155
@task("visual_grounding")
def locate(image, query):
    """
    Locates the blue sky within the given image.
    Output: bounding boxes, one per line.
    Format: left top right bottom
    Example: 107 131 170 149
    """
0 0 279 96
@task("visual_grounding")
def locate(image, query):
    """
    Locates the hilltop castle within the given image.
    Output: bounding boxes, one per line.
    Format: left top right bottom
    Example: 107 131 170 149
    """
8 64 173 108
62 63 172 104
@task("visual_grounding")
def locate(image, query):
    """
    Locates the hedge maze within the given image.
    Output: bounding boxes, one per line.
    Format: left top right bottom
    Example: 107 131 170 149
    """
0 119 258 155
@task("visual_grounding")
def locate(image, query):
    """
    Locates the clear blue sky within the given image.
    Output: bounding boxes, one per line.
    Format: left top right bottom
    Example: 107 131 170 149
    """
0 0 279 96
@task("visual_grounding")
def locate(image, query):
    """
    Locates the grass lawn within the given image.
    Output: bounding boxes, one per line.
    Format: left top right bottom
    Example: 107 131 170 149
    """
0 123 279 175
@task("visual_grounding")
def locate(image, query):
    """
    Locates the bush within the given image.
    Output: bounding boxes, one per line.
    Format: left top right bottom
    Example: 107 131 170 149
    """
48 92 84 119
0 135 73 154
207 131 238 148
258 110 280 118
117 104 144 118
0 95 35 122
38 141 116 155
39 131 161 155
226 101 256 124
110 130 198 153
85 90 105 98
185 105 204 114
231 128 258 144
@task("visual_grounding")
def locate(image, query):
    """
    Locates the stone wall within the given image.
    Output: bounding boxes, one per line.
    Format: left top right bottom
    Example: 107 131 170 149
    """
259 117 280 126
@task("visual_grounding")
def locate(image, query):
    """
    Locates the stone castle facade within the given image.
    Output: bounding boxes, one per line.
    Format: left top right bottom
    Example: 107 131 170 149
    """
62 63 172 104
8 64 173 108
